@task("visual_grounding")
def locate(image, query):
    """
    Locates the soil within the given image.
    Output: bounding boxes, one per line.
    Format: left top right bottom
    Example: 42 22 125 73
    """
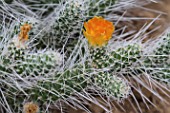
51 0 170 113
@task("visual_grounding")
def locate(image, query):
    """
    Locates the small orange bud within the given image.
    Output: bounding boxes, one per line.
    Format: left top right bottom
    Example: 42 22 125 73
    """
18 23 32 41
23 102 39 113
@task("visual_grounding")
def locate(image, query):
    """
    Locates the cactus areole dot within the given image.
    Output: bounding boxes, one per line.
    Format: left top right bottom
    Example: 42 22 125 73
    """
83 16 115 47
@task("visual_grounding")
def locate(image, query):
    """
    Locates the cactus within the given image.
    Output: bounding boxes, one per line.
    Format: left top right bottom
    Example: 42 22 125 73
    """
0 36 131 112
2 67 89 112
1 0 119 57
33 0 84 54
2 0 168 113
90 44 141 70
32 0 119 53
144 34 170 83
87 0 117 16
92 71 130 99
0 39 62 76
1 53 130 112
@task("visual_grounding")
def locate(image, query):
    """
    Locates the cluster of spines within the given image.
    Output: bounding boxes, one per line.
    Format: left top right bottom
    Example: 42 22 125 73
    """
144 35 170 83
90 44 141 71
2 63 130 112
2 66 88 112
0 41 62 77
35 0 84 51
1 40 132 112
93 71 130 99
87 0 117 16
32 0 119 53
0 0 149 112
88 44 140 100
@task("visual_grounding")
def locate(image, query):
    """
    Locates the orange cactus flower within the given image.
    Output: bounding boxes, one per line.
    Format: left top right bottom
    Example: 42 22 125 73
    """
83 16 115 47
18 23 32 41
